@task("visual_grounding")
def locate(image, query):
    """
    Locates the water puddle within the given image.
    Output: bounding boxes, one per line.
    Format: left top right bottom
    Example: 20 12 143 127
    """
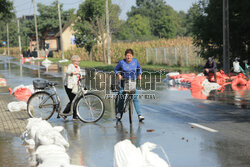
0 137 29 166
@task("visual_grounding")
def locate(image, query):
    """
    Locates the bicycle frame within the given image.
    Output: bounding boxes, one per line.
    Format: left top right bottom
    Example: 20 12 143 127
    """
38 78 88 117
60 78 88 117
120 93 133 112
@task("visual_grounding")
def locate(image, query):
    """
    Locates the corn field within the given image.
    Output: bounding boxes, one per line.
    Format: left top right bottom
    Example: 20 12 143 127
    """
146 46 201 66
92 37 200 65
3 37 204 66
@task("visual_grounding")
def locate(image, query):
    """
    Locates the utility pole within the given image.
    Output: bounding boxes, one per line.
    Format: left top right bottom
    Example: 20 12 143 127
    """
106 0 111 65
17 19 22 57
7 23 9 56
223 0 230 74
58 0 64 59
33 0 39 57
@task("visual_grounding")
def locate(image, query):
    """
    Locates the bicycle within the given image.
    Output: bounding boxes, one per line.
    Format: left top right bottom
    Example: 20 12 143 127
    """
27 77 105 123
112 79 137 124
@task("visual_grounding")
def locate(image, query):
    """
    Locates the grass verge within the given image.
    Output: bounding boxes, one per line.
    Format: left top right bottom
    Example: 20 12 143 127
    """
48 58 202 73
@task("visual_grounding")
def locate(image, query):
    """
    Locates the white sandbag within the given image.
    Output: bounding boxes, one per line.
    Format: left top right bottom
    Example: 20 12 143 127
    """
37 151 70 167
12 84 25 93
59 59 69 63
30 121 53 140
36 145 67 164
197 73 204 76
36 128 69 148
42 59 52 69
140 142 170 167
42 59 52 65
26 118 44 130
200 80 221 97
166 72 180 79
114 140 143 167
36 145 66 155
26 84 35 93
163 78 173 85
202 79 221 90
174 78 184 84
168 79 174 86
114 139 170 167
38 160 70 167
53 126 64 132
8 101 27 112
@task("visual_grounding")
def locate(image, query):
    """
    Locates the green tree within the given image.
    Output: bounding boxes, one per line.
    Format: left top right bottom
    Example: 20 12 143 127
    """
0 0 14 21
191 0 250 64
113 21 133 40
74 0 121 55
177 11 189 36
127 14 151 39
127 0 178 39
0 20 18 47
37 1 74 48
19 1 74 50
153 15 176 38
0 0 16 48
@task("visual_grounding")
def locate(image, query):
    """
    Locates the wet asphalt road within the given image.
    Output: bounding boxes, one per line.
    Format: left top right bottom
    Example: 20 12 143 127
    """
0 56 250 167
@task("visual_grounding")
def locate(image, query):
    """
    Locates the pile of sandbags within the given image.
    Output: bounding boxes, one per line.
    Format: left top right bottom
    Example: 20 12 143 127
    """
9 84 34 102
21 118 83 167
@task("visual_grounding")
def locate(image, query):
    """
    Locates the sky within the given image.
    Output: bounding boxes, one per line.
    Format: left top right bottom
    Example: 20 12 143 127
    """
13 0 198 20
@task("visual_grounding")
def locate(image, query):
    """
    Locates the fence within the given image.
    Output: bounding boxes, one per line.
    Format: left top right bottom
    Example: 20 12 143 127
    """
146 46 202 66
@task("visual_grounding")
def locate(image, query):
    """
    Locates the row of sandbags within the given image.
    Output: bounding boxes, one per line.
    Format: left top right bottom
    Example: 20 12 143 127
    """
164 71 250 99
165 71 250 88
21 118 84 167
163 72 221 100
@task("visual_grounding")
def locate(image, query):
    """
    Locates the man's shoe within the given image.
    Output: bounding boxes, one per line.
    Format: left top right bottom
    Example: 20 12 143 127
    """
138 115 144 121
116 113 121 120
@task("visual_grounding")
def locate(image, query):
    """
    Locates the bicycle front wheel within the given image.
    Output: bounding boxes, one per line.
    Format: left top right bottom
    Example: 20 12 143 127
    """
129 99 133 124
27 91 55 120
115 94 123 120
75 93 105 123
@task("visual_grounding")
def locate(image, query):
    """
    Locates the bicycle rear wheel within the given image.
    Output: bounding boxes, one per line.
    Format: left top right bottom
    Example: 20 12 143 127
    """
129 99 133 124
75 93 105 123
27 91 55 120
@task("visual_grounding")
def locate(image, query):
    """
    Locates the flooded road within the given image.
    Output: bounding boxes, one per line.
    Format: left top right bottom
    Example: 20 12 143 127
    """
0 56 250 167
